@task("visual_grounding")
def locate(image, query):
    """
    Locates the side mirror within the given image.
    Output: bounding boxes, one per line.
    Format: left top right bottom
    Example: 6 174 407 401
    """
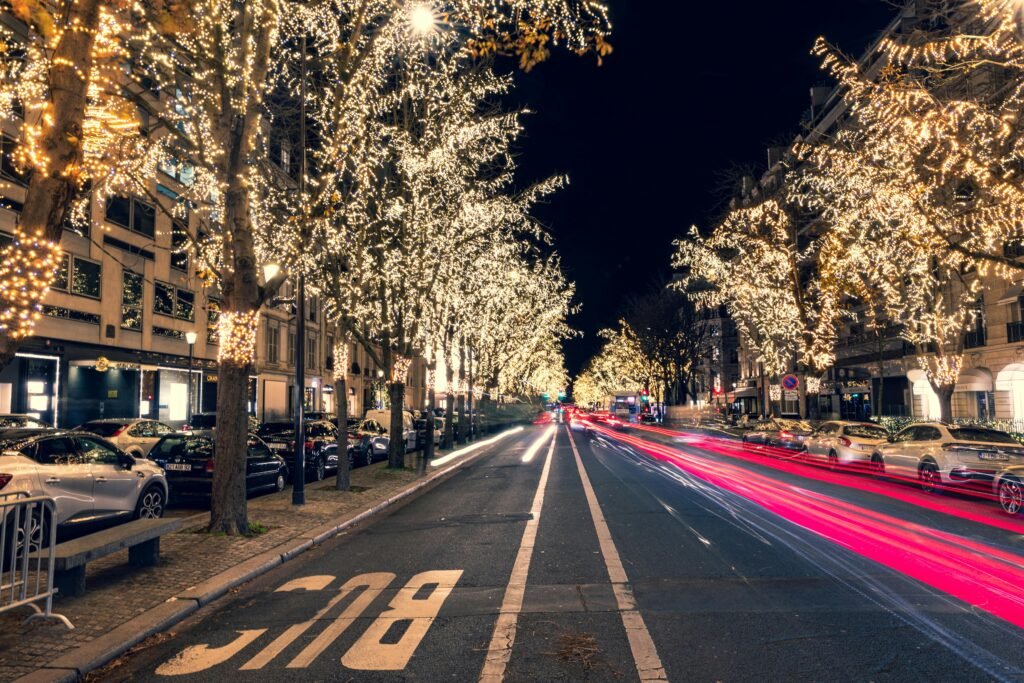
120 453 134 470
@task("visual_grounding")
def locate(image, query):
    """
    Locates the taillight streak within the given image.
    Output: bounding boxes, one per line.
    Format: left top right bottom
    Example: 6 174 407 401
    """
589 423 1024 629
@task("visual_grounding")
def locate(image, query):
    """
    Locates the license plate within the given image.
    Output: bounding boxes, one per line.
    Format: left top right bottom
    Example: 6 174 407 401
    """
165 463 191 471
978 452 1008 461
268 443 288 449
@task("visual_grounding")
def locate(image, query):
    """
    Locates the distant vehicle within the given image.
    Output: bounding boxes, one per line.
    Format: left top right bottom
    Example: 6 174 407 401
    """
149 433 287 499
0 414 51 431
256 420 339 482
638 413 657 425
741 419 813 450
872 422 1024 495
73 418 175 458
802 421 889 469
1 429 168 565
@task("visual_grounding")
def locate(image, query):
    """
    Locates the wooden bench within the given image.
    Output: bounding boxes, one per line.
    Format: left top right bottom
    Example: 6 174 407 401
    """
34 517 182 598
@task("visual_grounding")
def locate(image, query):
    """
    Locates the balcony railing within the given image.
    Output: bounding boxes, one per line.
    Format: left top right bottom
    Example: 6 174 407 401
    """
1009 321 1024 343
964 329 987 349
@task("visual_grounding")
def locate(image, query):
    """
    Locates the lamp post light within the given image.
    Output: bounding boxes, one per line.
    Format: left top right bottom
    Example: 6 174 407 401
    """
185 331 198 426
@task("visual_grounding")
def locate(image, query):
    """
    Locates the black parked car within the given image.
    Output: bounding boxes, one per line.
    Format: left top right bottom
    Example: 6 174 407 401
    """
256 420 339 482
149 433 287 499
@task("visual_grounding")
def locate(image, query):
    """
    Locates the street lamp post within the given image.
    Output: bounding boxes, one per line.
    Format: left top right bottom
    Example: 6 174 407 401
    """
185 331 198 426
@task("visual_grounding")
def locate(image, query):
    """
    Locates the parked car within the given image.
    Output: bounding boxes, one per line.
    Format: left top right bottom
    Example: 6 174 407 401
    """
304 411 336 423
994 465 1023 515
364 409 417 452
740 419 814 449
413 417 442 449
256 420 339 482
0 429 168 564
184 412 260 435
149 433 287 499
353 418 392 461
872 422 1024 494
0 414 51 430
73 418 175 458
802 421 889 469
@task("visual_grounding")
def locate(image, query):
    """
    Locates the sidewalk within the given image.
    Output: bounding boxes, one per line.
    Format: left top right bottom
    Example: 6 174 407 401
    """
0 440 504 683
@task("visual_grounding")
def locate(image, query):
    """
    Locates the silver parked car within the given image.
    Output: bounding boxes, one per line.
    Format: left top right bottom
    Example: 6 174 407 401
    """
0 429 169 558
872 422 1024 495
74 418 176 458
802 421 889 470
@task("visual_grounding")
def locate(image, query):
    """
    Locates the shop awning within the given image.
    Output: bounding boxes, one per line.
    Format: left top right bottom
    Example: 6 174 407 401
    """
997 284 1024 305
954 367 993 393
732 387 758 399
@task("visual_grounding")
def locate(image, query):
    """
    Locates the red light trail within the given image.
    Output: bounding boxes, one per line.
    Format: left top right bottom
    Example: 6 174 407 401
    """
586 422 1024 631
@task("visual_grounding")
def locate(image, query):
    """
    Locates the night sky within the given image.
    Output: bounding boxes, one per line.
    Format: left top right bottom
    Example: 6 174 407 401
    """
505 1 899 377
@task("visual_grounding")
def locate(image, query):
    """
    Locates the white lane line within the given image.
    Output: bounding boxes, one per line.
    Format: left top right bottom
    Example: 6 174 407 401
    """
566 426 669 683
478 429 558 683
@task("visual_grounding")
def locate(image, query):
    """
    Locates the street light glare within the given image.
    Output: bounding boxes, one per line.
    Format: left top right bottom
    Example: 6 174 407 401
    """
410 4 437 34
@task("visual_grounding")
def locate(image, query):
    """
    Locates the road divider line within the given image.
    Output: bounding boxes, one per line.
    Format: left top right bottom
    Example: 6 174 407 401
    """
566 426 668 683
478 428 557 683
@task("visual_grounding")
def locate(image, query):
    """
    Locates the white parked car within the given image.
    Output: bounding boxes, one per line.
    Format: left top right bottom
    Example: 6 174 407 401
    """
73 418 176 458
872 423 1024 494
802 421 889 469
0 429 168 562
363 409 417 453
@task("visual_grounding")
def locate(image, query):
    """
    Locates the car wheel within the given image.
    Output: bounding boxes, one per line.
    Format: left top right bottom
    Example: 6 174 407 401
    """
919 461 941 493
827 451 839 471
998 477 1022 515
3 507 49 570
870 453 885 477
274 470 287 493
314 458 326 482
135 485 166 519
365 449 373 467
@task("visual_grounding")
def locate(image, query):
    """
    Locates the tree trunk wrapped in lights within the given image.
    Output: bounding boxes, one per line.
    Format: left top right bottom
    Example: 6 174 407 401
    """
334 338 351 491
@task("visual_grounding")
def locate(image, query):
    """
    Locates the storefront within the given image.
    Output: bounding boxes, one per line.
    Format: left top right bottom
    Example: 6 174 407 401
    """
0 352 61 426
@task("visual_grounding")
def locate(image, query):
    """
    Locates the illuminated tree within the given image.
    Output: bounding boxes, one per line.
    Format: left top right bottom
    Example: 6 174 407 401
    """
0 0 156 365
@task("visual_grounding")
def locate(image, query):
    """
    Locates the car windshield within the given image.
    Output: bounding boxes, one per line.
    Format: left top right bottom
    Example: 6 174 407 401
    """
79 422 127 437
152 434 215 459
844 424 888 440
189 414 216 429
258 422 294 436
947 427 1020 445
307 423 332 437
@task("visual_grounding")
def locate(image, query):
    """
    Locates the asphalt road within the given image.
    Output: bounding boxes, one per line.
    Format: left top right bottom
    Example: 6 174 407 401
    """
104 423 1024 682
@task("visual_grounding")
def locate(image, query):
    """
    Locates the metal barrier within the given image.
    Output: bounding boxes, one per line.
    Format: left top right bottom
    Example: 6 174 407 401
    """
0 493 72 629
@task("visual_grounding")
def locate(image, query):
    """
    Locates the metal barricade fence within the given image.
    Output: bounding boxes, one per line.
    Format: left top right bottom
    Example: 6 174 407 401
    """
0 492 72 629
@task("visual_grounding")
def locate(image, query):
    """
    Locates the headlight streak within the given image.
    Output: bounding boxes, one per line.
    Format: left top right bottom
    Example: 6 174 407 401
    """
429 426 524 467
588 423 1024 632
522 426 556 463
587 424 1024 680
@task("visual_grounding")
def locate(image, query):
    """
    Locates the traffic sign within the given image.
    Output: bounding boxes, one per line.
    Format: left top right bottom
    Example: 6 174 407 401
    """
782 374 799 391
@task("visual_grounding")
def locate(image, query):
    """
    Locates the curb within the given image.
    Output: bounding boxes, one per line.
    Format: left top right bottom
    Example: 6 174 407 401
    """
15 427 523 683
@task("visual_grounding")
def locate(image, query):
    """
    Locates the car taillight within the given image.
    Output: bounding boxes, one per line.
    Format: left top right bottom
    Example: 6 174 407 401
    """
0 473 11 490
181 424 192 432
113 425 129 436
204 459 215 473
838 437 851 447
779 431 793 439
305 440 314 452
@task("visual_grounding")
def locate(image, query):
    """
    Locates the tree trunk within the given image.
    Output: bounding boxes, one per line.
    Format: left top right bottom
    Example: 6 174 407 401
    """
0 0 102 370
936 384 954 423
335 376 350 491
420 384 435 474
443 363 456 449
387 382 406 469
456 392 467 446
210 361 251 534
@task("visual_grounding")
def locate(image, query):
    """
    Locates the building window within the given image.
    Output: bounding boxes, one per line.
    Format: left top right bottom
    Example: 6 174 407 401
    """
266 323 279 364
52 255 101 299
105 196 156 238
154 281 194 321
43 306 100 325
153 326 184 340
306 335 317 370
1 136 29 186
158 155 196 187
207 300 220 345
171 221 189 272
121 270 144 330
